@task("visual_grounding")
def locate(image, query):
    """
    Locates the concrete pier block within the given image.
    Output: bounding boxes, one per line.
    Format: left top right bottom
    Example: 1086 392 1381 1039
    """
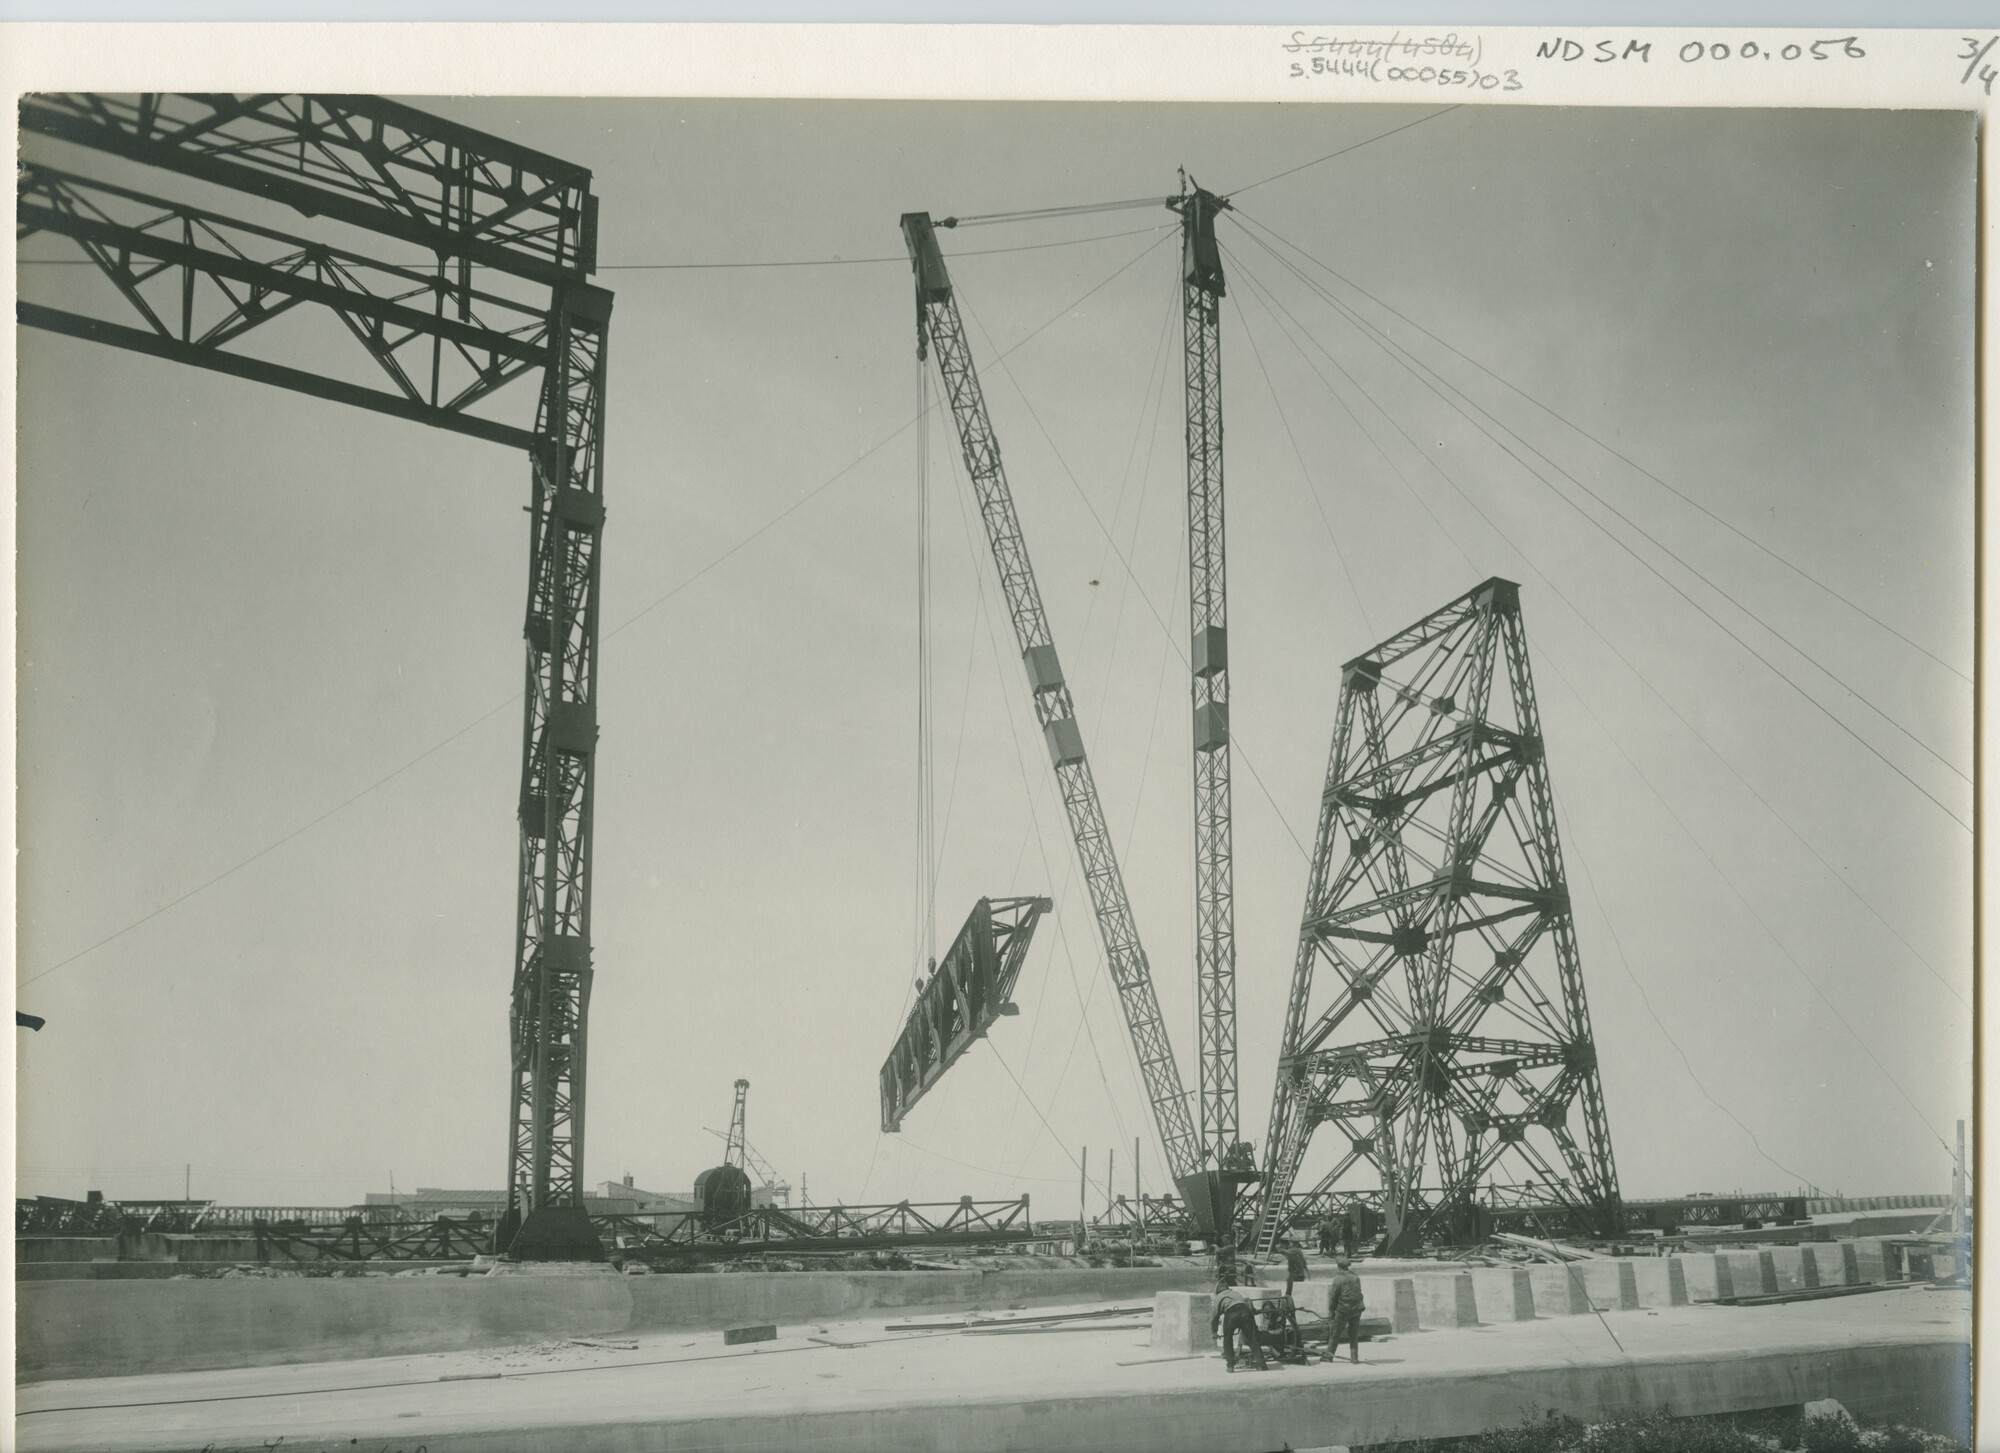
1150 1291 1215 1352
1800 1248 1822 1290
1765 1246 1807 1291
1837 1242 1862 1286
1713 1255 1736 1301
1851 1239 1892 1284
1570 1261 1632 1311
1468 1266 1536 1321
1411 1272 1478 1327
1756 1250 1781 1296
1390 1278 1420 1333
1528 1263 1592 1316
1627 1258 1687 1307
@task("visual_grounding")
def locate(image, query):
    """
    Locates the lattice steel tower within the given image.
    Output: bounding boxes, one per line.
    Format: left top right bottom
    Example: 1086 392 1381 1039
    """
1254 579 1620 1255
1170 183 1243 1175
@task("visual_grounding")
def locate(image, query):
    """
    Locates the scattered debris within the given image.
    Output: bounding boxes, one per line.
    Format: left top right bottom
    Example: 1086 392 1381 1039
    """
884 1304 1152 1333
568 1338 638 1351
965 1322 1150 1335
724 1323 779 1345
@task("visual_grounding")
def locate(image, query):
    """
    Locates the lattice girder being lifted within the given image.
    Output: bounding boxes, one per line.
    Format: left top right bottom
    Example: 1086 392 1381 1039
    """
879 896 1052 1132
1253 578 1620 1255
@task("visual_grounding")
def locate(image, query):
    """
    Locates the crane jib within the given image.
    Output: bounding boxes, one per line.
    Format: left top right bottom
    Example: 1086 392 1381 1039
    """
900 203 1204 1187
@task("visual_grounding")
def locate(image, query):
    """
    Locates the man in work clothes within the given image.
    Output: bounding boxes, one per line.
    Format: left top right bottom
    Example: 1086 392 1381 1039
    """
1281 1238 1310 1300
1212 1244 1239 1295
1326 1257 1365 1363
1209 1284 1269 1372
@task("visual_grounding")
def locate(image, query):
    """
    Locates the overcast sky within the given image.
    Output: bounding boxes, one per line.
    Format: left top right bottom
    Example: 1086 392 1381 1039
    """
15 101 1973 1215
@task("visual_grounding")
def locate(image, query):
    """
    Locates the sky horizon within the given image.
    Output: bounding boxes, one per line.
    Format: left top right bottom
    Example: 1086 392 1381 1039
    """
15 100 1974 1215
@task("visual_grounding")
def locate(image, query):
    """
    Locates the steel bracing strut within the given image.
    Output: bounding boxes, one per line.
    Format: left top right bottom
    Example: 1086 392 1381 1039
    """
18 95 613 1257
1252 579 1621 1256
1171 183 1242 1172
901 213 1202 1182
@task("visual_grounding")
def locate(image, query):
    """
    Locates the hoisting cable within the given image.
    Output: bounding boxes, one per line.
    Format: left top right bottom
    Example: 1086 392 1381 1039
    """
1227 223 1971 791
1221 236 1971 833
938 197 1175 228
1218 250 1970 1006
1227 210 1970 687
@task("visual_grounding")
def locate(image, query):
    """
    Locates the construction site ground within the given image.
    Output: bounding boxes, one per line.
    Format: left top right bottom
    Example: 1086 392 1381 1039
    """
17 1274 1968 1453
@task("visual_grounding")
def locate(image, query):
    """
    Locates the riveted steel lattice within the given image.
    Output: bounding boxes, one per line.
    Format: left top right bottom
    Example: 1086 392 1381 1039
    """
880 896 1052 1132
1170 184 1241 1171
18 95 613 1257
1253 579 1620 1255
902 212 1202 1182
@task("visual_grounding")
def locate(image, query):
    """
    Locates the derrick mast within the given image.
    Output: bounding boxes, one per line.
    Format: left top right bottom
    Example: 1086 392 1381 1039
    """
901 212 1202 1183
1171 182 1246 1179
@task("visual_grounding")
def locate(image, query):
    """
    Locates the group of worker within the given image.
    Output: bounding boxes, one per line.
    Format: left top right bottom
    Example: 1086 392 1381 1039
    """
1316 1210 1362 1258
1206 1236 1366 1373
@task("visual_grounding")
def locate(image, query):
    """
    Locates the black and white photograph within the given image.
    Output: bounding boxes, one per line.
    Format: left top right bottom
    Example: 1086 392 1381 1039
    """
7 31 1981 1452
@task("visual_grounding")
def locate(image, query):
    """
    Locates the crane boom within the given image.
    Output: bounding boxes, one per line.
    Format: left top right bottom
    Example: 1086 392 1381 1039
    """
1173 183 1241 1173
901 212 1201 1182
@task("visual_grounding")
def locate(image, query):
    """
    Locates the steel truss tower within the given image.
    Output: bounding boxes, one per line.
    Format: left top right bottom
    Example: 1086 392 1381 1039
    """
17 94 613 1258
1253 579 1620 1256
1171 184 1242 1174
902 213 1203 1183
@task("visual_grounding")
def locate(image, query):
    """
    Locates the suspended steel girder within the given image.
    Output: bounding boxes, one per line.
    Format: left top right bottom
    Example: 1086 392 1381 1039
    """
901 211 1202 1182
1253 579 1621 1257
880 896 1052 1132
19 94 612 1262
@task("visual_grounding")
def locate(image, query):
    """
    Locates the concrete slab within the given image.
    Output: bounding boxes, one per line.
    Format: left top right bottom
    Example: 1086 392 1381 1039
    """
15 1285 1969 1453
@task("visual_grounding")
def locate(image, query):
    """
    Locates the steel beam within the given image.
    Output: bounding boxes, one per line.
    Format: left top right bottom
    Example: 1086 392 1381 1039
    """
18 95 612 1260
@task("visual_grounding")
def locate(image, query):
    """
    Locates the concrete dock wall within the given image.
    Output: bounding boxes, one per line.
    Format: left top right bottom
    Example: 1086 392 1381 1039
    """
26 1239 1913 1383
20 1264 1208 1383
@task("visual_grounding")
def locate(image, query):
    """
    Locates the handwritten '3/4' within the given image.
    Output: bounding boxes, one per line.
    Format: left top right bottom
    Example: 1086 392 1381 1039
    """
1960 36 1998 95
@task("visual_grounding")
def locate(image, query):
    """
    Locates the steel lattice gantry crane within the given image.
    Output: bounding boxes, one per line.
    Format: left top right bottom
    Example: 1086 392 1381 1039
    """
901 213 1204 1188
16 94 613 1260
1170 184 1248 1188
1251 580 1621 1257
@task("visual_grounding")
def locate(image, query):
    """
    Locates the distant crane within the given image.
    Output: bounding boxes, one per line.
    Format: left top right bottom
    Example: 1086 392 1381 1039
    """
702 1124 793 1207
723 1078 750 1170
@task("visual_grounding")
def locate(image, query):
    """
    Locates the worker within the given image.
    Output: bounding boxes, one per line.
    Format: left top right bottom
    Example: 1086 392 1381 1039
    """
1341 1209 1360 1258
1209 1284 1269 1372
1317 1213 1337 1257
1212 1243 1239 1295
1281 1237 1310 1300
1326 1256 1365 1364
1258 1293 1309 1364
